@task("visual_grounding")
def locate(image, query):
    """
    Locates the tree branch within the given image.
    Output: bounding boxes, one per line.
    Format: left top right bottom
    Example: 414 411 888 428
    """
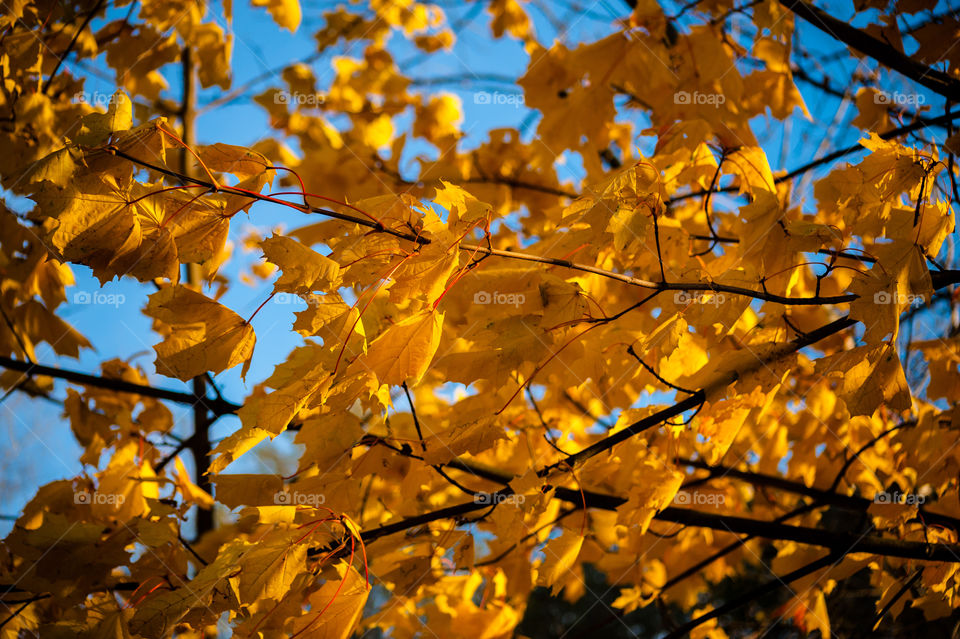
779 0 960 100
0 593 50 630
313 471 960 562
42 0 107 94
666 107 960 205
0 355 238 414
179 45 215 539
107 147 877 307
680 455 960 531
662 550 841 639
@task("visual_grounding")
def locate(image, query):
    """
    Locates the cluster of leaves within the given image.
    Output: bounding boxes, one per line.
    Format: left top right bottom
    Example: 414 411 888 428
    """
2 0 960 636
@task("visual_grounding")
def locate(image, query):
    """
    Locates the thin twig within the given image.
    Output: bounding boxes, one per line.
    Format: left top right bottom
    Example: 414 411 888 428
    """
42 0 107 94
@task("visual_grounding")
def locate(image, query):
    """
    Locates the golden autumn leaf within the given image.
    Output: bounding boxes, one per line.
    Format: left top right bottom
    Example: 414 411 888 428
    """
235 529 308 602
291 562 369 638
358 308 443 386
726 146 775 194
421 416 505 465
4 1 960 637
74 90 132 146
144 286 255 381
489 0 532 40
129 542 247 638
251 0 301 31
815 344 912 417
536 529 584 594
173 456 214 509
208 425 273 475
260 233 341 294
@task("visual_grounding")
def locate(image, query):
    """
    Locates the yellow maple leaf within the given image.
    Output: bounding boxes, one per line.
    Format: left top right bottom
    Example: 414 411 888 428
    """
814 344 911 417
74 90 132 146
251 0 301 31
144 286 256 381
726 146 775 194
291 562 369 638
260 233 341 295
172 456 214 509
536 529 584 594
359 308 444 386
489 0 532 40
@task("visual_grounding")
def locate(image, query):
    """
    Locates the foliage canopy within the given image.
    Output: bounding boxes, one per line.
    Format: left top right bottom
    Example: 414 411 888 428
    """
2 0 960 636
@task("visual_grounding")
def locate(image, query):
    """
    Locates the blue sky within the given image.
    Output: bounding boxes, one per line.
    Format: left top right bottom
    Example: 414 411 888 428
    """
1 0 955 531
